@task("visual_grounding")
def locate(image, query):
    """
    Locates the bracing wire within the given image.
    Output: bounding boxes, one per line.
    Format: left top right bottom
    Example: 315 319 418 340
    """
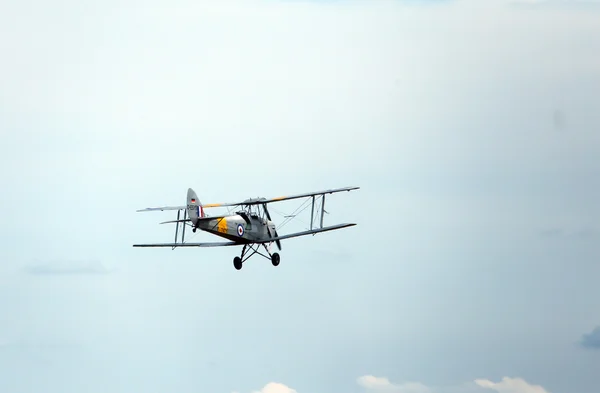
272 196 323 230
277 199 311 229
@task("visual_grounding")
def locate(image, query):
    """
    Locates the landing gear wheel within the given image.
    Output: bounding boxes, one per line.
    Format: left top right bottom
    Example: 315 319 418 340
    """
271 252 280 267
233 256 242 270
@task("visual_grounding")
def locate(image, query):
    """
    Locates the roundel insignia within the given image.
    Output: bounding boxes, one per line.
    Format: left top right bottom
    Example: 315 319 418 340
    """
237 224 245 237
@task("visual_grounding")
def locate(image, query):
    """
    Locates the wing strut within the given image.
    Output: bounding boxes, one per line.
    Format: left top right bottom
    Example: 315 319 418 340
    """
170 208 189 250
308 194 330 230
181 209 187 247
320 194 326 228
310 196 315 230
174 210 180 246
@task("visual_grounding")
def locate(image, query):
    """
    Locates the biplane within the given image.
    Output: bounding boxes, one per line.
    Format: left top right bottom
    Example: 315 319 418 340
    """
133 186 359 270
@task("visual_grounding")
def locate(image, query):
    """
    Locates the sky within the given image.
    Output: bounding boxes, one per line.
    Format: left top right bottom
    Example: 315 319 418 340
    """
0 0 599 392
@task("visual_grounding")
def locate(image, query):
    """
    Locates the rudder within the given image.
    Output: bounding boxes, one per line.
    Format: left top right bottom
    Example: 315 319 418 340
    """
187 188 205 226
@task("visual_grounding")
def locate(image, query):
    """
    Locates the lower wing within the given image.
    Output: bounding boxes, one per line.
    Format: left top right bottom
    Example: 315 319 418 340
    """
132 223 356 248
133 241 240 247
255 223 356 244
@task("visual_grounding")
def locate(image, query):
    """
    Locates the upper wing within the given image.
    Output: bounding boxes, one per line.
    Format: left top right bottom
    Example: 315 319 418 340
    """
135 186 359 211
133 241 239 248
203 186 360 208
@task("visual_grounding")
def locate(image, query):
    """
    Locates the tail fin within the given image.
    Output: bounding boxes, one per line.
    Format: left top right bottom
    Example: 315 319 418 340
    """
187 188 205 226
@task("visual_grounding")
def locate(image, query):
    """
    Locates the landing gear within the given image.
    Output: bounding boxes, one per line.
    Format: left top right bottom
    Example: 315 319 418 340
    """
233 245 247 270
233 256 242 270
271 252 280 267
232 243 281 270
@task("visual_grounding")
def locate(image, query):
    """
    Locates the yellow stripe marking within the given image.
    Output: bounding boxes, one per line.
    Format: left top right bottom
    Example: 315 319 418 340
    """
217 217 228 234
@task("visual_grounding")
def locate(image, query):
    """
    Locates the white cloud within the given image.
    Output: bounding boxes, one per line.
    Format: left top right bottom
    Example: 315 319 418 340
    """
252 382 298 393
475 377 550 393
239 376 552 393
358 375 432 393
356 376 551 393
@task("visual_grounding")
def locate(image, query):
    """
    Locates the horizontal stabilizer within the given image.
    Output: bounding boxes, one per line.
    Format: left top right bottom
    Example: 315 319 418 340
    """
160 218 191 224
137 206 186 212
159 216 228 225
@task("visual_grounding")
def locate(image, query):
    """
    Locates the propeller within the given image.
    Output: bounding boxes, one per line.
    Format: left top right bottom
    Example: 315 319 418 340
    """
262 203 281 251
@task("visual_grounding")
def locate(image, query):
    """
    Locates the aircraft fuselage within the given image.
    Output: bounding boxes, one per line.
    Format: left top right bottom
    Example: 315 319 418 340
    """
197 214 276 243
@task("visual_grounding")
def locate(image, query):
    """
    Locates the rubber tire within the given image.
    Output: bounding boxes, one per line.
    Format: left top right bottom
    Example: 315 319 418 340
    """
271 252 280 267
233 256 242 270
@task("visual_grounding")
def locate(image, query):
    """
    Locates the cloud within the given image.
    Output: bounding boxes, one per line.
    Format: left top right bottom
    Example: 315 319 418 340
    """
241 376 553 393
357 376 550 393
474 377 550 393
251 382 298 393
358 375 432 393
580 326 600 349
24 259 111 275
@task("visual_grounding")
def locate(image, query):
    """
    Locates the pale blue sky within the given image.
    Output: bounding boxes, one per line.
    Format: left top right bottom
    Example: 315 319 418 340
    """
1 1 599 393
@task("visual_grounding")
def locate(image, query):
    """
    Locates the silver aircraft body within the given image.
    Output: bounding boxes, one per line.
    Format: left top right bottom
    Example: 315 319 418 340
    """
133 186 359 270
